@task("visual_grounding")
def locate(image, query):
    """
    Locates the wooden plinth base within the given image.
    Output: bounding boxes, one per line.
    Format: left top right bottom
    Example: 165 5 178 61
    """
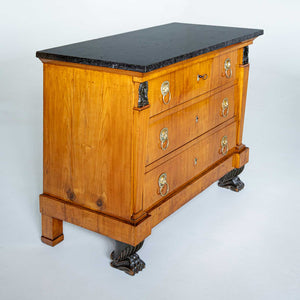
40 146 249 246
41 234 64 247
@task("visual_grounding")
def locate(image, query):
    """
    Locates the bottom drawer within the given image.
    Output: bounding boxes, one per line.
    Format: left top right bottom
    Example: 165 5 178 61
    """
144 121 237 210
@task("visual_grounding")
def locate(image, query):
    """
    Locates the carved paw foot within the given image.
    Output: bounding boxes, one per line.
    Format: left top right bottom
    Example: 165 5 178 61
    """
218 166 245 192
110 240 145 276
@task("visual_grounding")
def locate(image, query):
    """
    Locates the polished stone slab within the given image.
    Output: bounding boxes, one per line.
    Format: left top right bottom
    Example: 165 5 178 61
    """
36 22 263 73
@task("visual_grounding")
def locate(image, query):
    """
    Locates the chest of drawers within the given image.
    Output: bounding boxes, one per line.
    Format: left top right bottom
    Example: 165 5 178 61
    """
36 23 263 275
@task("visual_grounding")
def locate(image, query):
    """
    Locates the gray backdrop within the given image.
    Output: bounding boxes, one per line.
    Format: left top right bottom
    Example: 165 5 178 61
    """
1 0 299 299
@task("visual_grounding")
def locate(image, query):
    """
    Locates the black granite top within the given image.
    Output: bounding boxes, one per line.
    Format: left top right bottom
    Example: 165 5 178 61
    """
36 23 263 73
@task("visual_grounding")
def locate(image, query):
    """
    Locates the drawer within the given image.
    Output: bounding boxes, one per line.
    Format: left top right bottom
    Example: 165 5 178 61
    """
212 50 238 89
146 85 236 165
148 59 213 117
144 121 236 210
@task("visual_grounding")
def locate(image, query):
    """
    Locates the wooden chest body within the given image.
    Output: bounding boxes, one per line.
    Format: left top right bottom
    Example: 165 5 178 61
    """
36 23 263 274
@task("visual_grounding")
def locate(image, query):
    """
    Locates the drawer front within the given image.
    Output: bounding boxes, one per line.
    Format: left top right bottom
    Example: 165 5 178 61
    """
144 121 236 210
146 85 235 164
148 59 213 117
212 50 238 89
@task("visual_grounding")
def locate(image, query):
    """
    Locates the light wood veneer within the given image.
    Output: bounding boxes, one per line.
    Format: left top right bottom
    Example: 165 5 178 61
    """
40 40 253 246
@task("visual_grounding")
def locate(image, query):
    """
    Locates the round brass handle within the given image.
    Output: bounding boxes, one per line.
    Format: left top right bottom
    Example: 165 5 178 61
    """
220 136 228 155
161 81 171 104
197 74 208 81
224 58 232 79
158 173 169 197
160 128 169 151
222 98 229 117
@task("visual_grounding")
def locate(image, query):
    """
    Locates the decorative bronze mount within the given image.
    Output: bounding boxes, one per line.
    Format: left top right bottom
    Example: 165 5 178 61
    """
110 240 145 275
243 46 249 65
218 166 245 192
138 81 149 108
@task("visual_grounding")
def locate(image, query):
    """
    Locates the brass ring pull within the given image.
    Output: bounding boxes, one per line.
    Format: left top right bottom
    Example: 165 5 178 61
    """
160 128 169 151
225 68 232 78
161 81 171 104
158 173 169 197
162 92 171 104
221 98 229 117
224 58 232 79
220 136 228 155
197 74 208 81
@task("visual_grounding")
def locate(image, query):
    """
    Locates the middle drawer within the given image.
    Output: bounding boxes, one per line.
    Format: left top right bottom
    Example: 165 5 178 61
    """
146 85 236 165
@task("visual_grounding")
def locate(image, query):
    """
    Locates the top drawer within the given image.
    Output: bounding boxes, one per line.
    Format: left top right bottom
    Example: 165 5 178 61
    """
148 59 213 117
147 49 238 117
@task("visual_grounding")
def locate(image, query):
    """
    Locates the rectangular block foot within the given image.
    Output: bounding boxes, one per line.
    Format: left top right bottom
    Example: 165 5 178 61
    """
41 214 64 246
41 234 64 247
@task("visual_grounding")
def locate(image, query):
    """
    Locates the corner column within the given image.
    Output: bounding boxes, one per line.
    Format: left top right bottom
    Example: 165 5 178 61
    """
131 81 151 221
236 46 250 149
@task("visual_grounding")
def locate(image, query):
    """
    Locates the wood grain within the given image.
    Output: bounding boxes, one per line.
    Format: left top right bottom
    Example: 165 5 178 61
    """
146 85 236 164
148 148 247 227
144 121 237 210
41 214 64 247
40 194 151 246
148 59 213 117
43 64 134 220
40 39 254 246
212 50 238 89
43 64 72 202
40 145 248 245
131 99 151 220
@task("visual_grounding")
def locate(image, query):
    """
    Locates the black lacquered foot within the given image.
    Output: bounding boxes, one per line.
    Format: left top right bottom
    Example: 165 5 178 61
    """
218 166 245 192
110 240 145 276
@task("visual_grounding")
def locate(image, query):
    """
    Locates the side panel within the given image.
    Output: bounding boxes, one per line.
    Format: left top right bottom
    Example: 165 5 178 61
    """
43 63 134 220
